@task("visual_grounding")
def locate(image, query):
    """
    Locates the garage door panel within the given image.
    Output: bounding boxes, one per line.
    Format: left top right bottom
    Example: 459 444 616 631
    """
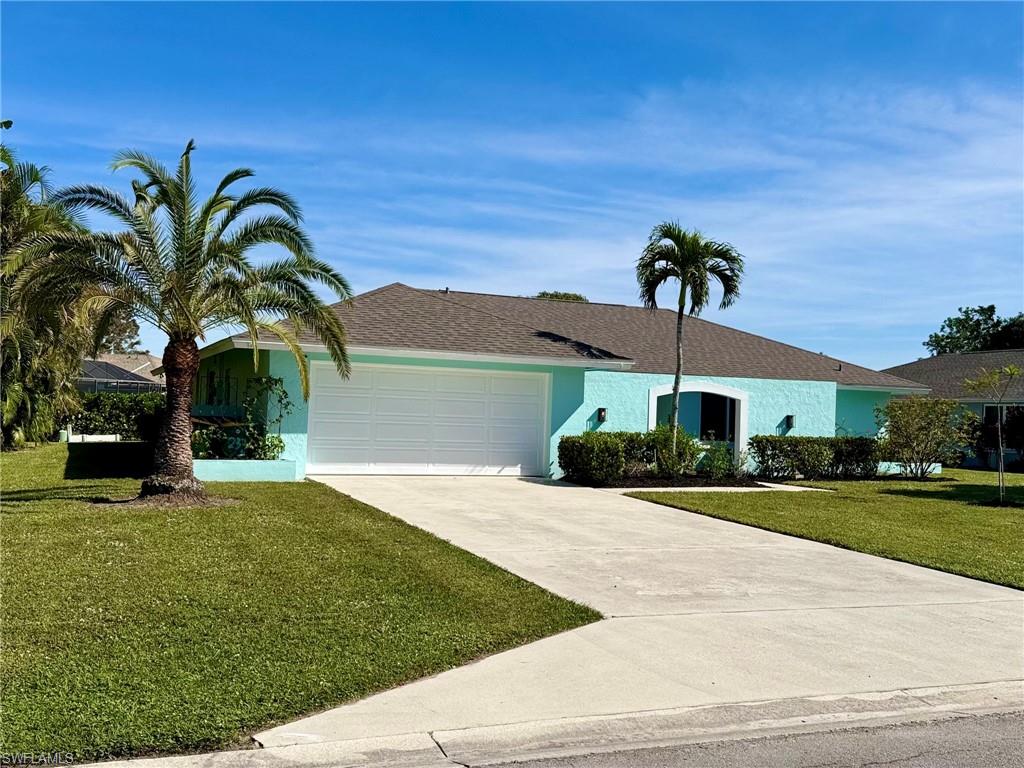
491 376 542 396
434 399 487 419
307 364 547 476
434 373 489 394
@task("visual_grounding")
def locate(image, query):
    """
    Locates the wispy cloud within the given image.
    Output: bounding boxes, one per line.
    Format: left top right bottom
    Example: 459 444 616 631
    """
17 80 1022 368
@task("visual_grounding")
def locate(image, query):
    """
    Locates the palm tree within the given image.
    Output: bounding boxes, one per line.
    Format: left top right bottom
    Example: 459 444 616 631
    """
1 141 86 447
637 222 744 450
13 141 352 498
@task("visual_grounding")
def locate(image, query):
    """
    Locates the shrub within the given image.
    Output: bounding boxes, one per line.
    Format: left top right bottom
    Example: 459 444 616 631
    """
748 435 879 480
875 396 976 480
557 432 625 486
697 441 742 481
70 392 165 441
647 424 700 477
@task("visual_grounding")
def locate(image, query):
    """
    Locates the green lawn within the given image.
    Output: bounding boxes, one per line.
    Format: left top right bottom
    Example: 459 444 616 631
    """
0 444 599 760
630 468 1024 589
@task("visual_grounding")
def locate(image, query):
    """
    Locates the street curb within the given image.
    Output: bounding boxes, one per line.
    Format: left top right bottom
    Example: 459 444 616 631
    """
89 680 1022 767
435 680 1024 765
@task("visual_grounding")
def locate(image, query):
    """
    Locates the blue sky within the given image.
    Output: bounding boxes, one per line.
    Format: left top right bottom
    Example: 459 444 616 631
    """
4 1 1022 369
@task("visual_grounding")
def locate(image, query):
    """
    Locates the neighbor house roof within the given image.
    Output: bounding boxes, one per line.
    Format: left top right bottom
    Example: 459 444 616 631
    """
211 282 924 389
883 349 1024 401
80 353 164 384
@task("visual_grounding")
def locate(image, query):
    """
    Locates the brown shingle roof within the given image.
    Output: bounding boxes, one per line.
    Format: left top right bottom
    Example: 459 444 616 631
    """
883 350 1024 400
431 288 924 389
244 283 923 389
290 283 628 363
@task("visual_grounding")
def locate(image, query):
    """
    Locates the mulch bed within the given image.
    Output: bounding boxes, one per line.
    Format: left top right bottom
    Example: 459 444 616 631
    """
597 475 765 489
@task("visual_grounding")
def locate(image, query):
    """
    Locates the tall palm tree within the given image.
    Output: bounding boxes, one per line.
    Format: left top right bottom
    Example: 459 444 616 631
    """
13 141 352 498
636 222 744 450
1 142 86 447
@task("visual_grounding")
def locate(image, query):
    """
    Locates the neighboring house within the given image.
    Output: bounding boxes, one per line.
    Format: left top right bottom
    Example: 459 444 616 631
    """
195 283 926 479
78 353 165 394
883 349 1024 456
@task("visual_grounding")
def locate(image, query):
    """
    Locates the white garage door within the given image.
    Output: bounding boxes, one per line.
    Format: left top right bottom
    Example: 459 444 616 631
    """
306 362 548 475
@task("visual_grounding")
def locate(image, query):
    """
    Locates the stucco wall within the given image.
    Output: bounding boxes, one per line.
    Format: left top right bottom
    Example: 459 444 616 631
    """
836 389 890 436
197 348 892 479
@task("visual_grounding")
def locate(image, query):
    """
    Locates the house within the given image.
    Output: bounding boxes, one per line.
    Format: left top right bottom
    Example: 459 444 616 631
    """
883 350 1024 462
195 283 926 479
78 353 165 394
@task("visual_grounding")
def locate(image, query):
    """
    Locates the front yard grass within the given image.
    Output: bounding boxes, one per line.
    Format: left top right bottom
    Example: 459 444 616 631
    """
629 468 1024 589
0 444 599 761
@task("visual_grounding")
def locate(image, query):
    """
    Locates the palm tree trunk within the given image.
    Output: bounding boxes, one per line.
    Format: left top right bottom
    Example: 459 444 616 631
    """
140 337 204 499
670 306 684 453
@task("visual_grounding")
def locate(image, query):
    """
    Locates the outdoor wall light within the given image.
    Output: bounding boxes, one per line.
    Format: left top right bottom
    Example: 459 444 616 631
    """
785 414 795 430
597 407 608 423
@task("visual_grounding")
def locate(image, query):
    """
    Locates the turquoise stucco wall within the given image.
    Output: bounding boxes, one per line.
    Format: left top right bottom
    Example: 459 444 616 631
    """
835 389 890 437
566 371 838 440
197 348 892 479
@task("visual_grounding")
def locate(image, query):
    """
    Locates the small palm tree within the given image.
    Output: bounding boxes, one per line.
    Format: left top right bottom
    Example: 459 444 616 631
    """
14 141 351 498
637 222 744 450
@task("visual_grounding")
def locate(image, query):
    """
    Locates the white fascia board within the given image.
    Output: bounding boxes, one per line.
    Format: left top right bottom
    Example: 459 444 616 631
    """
198 336 634 370
836 383 931 394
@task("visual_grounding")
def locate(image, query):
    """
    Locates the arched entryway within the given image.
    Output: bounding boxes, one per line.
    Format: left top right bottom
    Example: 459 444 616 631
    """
647 381 749 460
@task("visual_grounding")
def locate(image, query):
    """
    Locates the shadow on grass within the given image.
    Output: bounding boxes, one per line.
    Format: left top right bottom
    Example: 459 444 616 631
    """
1 484 136 505
64 442 153 480
880 485 1024 508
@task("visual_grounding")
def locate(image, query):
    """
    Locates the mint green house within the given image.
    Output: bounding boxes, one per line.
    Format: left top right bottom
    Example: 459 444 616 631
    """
194 283 926 479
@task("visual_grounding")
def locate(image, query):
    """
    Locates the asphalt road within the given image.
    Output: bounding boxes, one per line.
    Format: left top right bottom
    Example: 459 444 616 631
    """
492 712 1024 768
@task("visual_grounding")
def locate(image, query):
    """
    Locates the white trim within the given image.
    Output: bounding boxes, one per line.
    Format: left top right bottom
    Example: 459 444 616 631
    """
647 381 750 460
306 359 551 476
836 383 929 393
198 336 633 370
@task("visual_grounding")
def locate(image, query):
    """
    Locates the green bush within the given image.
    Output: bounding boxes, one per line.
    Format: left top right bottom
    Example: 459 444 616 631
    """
70 393 165 442
558 432 625 486
646 424 700 477
876 396 976 479
697 441 739 481
748 435 879 480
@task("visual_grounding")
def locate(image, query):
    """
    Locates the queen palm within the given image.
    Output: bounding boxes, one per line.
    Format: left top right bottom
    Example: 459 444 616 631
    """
637 222 744 450
14 141 351 498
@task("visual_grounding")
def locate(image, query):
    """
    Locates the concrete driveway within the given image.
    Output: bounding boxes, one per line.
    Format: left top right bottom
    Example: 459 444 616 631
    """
256 477 1024 764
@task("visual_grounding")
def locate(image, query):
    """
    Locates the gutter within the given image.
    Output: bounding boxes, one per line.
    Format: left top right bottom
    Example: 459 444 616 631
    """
175 335 636 372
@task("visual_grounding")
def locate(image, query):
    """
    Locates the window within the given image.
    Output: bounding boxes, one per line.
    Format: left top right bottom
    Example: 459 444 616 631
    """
699 393 736 442
984 405 1004 426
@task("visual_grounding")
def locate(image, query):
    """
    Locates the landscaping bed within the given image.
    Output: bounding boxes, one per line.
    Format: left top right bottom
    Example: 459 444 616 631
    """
629 468 1024 588
597 475 763 488
0 444 599 761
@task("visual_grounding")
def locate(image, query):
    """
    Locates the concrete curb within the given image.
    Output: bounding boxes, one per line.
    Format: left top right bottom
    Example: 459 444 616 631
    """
90 681 1022 767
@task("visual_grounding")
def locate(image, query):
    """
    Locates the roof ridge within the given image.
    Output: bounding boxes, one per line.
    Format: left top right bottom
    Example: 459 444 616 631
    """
415 287 630 361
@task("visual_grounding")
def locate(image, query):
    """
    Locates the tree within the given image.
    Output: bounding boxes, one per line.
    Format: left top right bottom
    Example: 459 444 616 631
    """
0 139 85 447
13 141 352 499
636 223 743 450
964 365 1022 504
925 305 1024 355
95 309 144 354
534 291 589 302
876 397 976 481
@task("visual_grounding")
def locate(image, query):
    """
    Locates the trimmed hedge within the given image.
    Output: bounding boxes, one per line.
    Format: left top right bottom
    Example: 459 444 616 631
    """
748 435 878 480
558 432 625 486
70 392 165 442
558 427 703 486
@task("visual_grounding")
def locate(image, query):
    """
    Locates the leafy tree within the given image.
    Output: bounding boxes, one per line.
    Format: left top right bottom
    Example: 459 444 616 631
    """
925 305 1024 355
964 365 1022 503
13 141 351 498
636 222 743 450
95 309 145 354
534 290 588 302
875 397 976 481
0 139 85 447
